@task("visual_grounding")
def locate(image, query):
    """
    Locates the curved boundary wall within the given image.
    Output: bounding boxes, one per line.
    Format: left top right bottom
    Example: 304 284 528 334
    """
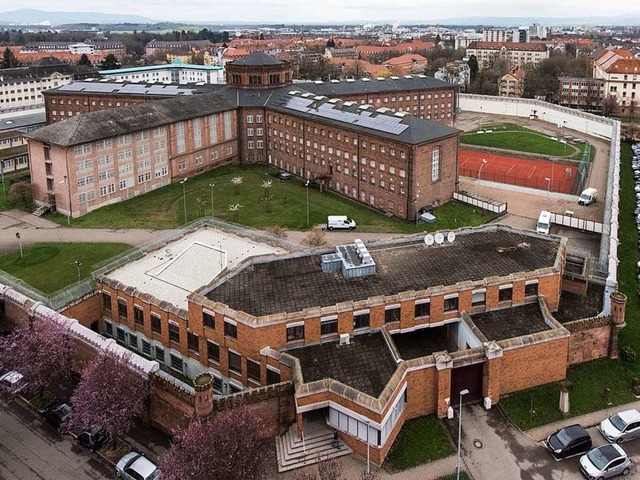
459 94 620 315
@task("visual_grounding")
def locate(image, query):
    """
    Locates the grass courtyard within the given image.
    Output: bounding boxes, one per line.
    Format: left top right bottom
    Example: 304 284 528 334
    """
0 242 132 294
384 415 455 471
47 164 491 233
500 142 640 430
461 123 594 160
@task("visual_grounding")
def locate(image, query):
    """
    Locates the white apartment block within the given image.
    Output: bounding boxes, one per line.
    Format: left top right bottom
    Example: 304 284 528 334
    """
466 42 549 69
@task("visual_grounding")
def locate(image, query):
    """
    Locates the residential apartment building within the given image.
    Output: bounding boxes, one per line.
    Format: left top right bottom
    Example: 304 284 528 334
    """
592 49 640 115
466 42 549 69
482 29 510 43
325 48 359 60
434 61 470 87
558 77 605 110
99 61 224 85
0 57 97 112
499 66 525 97
21 41 126 58
145 40 215 58
0 130 29 174
454 33 483 50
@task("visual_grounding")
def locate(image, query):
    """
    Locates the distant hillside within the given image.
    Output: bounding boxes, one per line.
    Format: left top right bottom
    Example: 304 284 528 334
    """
0 9 155 26
431 15 640 26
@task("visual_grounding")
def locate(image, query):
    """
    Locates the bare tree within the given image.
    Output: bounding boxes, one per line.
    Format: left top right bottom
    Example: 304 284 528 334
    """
601 94 619 117
158 408 272 480
304 226 327 247
0 315 72 397
8 181 33 208
67 350 147 441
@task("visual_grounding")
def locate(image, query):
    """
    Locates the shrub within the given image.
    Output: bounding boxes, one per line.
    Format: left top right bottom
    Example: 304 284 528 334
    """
621 346 637 362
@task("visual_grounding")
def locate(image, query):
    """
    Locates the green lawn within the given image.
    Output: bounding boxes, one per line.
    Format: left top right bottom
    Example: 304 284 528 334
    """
500 142 640 430
384 416 455 471
0 242 132 294
461 122 590 159
46 164 491 233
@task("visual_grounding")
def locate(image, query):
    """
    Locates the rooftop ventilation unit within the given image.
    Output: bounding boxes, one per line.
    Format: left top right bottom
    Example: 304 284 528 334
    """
390 76 400 80
85 78 95 82
376 107 391 113
328 98 341 103
376 77 386 80
321 238 377 278
362 78 371 82
358 104 372 110
343 101 356 106
394 111 409 117
301 92 314 98
99 78 109 82
288 90 301 95
314 95 327 100
314 80 323 84
330 79 340 83
404 75 413 79
418 74 427 78
346 78 356 82
339 333 350 346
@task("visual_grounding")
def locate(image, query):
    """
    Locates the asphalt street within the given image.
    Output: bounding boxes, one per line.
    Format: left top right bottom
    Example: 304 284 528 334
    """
0 397 111 480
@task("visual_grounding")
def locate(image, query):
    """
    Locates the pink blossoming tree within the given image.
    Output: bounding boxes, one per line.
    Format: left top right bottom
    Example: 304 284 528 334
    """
67 349 147 441
158 408 272 480
0 315 72 397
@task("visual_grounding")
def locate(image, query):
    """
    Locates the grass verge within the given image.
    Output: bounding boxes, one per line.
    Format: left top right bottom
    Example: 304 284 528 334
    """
384 415 455 471
45 164 491 233
500 142 640 430
0 242 132 294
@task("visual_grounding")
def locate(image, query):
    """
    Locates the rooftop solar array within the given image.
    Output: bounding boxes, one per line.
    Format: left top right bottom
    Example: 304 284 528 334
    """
279 94 409 135
56 82 195 96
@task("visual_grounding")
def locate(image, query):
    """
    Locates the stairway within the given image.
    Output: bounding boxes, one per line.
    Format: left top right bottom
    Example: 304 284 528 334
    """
32 204 51 217
275 423 352 472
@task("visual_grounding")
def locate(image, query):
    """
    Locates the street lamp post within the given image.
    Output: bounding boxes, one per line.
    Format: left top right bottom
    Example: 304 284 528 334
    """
59 176 71 225
75 260 82 282
305 180 310 227
476 159 488 197
456 389 470 480
365 419 371 476
15 232 23 258
180 178 188 224
209 183 215 216
544 177 551 211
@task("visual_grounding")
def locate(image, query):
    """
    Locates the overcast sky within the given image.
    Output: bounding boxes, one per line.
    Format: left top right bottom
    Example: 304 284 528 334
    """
10 0 640 23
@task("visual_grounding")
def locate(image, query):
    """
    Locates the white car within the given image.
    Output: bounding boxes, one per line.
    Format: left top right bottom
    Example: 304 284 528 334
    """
599 409 640 444
0 371 28 395
116 452 159 480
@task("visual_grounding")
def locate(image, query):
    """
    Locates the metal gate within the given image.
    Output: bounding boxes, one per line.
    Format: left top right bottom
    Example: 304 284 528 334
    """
450 361 484 405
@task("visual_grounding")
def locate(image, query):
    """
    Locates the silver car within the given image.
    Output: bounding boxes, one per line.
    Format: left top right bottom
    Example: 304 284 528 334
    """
116 452 159 480
599 409 640 444
579 444 630 479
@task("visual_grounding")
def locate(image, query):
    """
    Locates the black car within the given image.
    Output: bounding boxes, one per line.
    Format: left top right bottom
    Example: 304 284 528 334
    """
41 400 73 429
544 424 592 460
78 426 108 452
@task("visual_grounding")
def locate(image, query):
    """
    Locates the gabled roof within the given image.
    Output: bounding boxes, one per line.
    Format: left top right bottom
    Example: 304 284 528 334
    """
231 51 284 66
25 93 235 147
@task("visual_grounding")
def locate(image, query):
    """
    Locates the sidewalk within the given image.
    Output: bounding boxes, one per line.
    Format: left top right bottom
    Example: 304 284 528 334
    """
526 399 640 442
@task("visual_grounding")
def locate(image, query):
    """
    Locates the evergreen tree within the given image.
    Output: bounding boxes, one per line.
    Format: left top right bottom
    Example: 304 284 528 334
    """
78 53 92 67
468 54 479 82
2 47 19 68
99 53 120 70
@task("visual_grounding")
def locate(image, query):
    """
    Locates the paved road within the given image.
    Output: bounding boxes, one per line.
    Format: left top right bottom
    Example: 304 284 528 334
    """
0 397 111 480
455 404 640 480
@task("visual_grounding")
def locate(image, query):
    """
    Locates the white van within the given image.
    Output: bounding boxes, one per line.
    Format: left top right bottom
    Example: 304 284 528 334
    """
536 211 551 235
578 188 598 206
327 215 356 230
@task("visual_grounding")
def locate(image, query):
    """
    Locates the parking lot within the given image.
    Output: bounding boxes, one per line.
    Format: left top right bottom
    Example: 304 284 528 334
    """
0 397 112 480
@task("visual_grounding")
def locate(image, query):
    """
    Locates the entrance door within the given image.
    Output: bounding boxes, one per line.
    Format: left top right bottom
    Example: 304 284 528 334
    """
450 361 484 405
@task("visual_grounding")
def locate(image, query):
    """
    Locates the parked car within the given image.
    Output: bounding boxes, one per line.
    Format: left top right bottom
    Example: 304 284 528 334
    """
0 371 28 395
579 444 630 479
599 409 640 444
77 425 108 452
116 452 159 480
41 400 73 429
543 424 592 460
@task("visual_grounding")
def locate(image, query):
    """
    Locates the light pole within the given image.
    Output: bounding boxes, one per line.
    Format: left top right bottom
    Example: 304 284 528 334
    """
209 183 215 216
15 232 23 258
180 178 188 224
59 176 71 225
365 419 371 476
456 388 470 480
544 177 551 211
75 260 82 282
305 180 310 227
476 159 488 197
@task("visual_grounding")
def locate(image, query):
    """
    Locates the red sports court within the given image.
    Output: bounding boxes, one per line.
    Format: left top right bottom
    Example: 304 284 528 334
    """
459 150 578 194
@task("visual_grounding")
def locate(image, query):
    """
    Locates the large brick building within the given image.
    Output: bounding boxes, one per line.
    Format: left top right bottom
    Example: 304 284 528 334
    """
27 52 460 221
89 220 625 466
